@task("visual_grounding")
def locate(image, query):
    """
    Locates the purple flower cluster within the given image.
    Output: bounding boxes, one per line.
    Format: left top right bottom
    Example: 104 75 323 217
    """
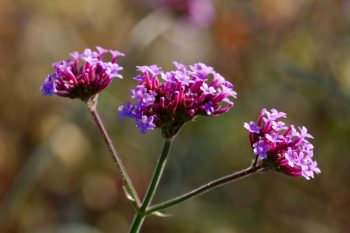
147 0 215 26
119 62 237 138
40 47 124 101
244 109 321 179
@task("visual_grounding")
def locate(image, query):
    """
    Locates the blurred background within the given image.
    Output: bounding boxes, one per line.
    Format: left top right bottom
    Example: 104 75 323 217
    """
0 0 349 232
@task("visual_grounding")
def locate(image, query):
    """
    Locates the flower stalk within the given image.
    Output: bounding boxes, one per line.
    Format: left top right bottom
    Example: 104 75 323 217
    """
129 138 173 233
87 96 140 207
145 164 265 215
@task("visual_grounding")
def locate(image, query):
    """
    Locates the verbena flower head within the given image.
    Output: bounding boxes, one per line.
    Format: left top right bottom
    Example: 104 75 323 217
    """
244 108 321 180
40 47 124 101
147 0 215 26
119 62 237 138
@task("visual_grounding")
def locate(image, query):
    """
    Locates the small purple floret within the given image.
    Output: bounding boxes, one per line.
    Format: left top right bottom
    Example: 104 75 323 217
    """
244 108 321 180
119 62 237 137
253 140 270 159
40 74 56 96
40 46 124 101
244 121 260 134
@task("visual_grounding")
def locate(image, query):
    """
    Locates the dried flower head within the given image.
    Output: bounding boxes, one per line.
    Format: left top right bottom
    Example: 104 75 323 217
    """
40 47 124 101
244 108 321 180
119 62 237 138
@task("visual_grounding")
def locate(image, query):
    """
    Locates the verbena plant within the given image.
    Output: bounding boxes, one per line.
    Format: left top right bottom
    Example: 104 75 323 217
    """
41 47 320 233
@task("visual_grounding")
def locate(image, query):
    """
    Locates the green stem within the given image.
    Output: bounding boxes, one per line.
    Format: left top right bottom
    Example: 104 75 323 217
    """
87 98 140 207
128 212 145 233
146 165 265 214
252 154 259 168
129 138 173 233
141 138 172 209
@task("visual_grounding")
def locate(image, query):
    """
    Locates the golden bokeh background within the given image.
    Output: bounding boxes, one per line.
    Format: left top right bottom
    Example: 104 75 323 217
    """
0 0 349 232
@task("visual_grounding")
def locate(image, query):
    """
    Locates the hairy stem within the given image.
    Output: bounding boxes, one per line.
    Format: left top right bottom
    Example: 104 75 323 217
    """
128 138 173 233
146 165 265 214
87 97 140 207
